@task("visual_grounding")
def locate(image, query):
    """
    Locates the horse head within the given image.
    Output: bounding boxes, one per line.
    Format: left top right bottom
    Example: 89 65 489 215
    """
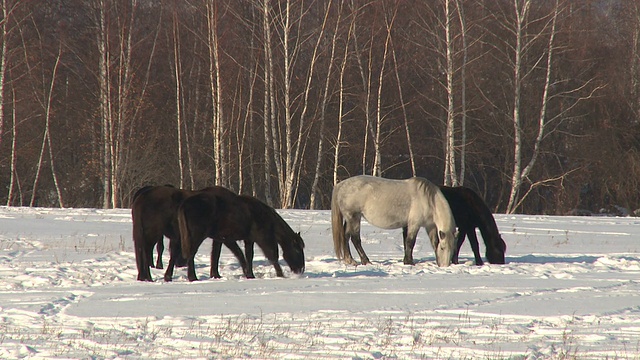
486 236 507 264
435 229 456 267
281 231 305 274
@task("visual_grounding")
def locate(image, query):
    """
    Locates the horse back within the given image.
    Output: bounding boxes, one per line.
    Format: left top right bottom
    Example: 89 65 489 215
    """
132 185 196 239
440 186 499 235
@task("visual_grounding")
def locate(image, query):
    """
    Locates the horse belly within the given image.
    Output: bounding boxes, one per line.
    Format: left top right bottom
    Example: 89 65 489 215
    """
361 207 408 230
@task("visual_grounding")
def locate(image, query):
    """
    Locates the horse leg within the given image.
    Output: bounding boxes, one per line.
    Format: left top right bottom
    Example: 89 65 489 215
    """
223 240 253 279
467 230 484 266
244 240 256 279
142 239 159 281
210 241 223 279
154 239 164 269
452 230 467 265
403 227 419 265
251 233 284 277
163 255 175 282
349 233 371 265
186 257 198 282
135 243 152 281
345 216 369 265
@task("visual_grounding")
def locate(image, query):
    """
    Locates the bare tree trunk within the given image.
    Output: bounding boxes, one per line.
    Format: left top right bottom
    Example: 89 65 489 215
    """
171 7 185 188
455 0 468 185
507 0 559 212
206 0 227 188
0 0 7 151
443 0 458 186
261 0 274 205
97 0 112 208
505 0 531 213
31 45 63 207
1 0 13 204
372 8 393 177
349 0 374 175
390 34 415 177
334 13 354 187
310 1 340 209
47 45 64 207
7 84 17 206
111 0 138 207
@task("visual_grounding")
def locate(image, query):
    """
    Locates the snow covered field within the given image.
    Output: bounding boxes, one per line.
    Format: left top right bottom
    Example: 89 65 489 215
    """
0 206 639 359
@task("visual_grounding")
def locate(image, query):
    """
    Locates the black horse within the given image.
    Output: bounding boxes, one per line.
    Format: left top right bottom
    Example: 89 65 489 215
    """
130 185 247 282
175 191 305 281
439 186 507 265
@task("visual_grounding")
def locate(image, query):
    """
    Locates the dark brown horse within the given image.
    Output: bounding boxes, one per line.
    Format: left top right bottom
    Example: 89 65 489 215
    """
439 186 507 265
131 185 247 282
174 191 305 281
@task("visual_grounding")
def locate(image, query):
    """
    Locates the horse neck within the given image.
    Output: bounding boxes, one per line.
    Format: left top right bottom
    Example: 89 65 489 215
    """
432 191 455 230
474 208 501 245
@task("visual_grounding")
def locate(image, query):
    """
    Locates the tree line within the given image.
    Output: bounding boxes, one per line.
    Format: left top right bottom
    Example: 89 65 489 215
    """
1 0 639 214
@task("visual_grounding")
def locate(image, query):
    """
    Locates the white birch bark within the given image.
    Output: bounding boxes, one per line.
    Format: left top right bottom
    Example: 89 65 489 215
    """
97 0 112 208
333 14 354 187
507 0 559 213
171 8 185 189
310 1 340 209
262 0 275 205
30 45 63 207
443 0 458 187
0 0 7 151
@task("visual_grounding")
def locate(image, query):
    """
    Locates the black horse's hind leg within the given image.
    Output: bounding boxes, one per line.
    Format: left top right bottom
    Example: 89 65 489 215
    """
135 243 153 281
210 241 223 279
154 239 164 269
467 230 484 266
164 254 176 282
452 230 467 265
186 257 199 282
243 240 256 278
221 240 254 279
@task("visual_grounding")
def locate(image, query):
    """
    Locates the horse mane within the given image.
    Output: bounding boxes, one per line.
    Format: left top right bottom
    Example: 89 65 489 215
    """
412 177 444 208
467 190 502 241
242 196 305 249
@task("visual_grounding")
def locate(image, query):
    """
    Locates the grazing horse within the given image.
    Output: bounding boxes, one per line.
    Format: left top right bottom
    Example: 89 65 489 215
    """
131 185 164 270
131 185 247 282
331 175 457 267
439 186 507 265
175 191 305 281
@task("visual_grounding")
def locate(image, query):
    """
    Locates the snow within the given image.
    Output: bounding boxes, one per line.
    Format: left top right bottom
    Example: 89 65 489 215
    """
1 206 640 359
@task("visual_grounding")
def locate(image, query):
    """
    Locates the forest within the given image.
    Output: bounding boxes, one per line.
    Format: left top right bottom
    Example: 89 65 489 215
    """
0 0 639 214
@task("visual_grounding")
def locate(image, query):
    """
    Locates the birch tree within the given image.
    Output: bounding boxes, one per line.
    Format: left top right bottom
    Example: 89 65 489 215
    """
333 8 354 187
443 0 457 186
206 0 228 188
30 43 64 207
499 0 601 213
261 0 275 205
171 5 186 188
310 0 340 209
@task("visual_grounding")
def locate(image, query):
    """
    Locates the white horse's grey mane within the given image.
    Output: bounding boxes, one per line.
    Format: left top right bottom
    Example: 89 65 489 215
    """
413 177 440 206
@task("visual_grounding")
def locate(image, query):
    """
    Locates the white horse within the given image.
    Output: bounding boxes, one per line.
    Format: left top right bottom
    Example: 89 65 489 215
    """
331 175 457 267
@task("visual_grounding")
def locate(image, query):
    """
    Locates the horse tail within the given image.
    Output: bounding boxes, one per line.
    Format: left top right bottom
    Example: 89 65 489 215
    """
132 185 153 204
331 187 347 261
178 204 191 260
131 198 148 280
